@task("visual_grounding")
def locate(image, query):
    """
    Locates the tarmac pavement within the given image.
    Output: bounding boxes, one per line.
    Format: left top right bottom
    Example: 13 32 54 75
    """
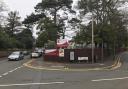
23 55 122 71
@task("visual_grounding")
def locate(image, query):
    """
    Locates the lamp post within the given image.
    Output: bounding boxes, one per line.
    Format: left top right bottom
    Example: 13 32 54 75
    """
91 13 94 63
86 0 94 63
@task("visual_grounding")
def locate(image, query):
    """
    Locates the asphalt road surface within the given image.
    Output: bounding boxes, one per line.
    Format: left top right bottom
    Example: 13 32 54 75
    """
0 52 128 89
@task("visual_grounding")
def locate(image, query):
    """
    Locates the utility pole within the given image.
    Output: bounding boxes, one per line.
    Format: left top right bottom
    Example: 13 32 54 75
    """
92 14 94 63
86 0 94 63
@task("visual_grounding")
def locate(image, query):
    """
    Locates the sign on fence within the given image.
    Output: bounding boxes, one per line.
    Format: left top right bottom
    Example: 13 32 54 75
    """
70 52 74 61
78 57 88 61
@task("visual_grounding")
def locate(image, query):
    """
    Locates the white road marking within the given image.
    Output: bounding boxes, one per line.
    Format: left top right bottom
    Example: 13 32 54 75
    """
0 66 23 77
14 68 18 70
13 68 17 71
9 70 15 72
51 66 64 68
2 73 8 76
92 77 128 82
0 82 64 87
17 66 22 69
8 70 13 73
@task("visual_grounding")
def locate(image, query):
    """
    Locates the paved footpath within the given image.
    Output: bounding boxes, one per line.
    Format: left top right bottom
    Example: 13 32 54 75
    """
24 55 121 71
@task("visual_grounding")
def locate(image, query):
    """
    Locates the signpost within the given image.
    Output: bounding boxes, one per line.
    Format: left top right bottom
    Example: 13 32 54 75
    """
70 52 74 61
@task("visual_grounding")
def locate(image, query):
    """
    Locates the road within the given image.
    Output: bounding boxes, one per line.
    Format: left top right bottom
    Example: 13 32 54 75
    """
0 52 128 89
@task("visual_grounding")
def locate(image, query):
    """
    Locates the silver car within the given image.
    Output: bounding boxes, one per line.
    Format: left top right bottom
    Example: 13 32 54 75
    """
31 52 40 58
8 51 24 61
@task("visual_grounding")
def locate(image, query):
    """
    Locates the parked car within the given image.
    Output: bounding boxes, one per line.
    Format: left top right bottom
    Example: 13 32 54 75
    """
30 52 40 58
35 48 43 56
8 51 24 61
23 51 29 55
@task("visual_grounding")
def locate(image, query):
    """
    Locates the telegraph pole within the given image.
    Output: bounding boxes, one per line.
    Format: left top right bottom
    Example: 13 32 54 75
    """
92 14 94 63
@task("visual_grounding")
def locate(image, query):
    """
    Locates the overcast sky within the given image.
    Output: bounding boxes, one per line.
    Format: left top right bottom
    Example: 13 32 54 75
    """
3 0 78 20
3 0 78 39
4 0 41 20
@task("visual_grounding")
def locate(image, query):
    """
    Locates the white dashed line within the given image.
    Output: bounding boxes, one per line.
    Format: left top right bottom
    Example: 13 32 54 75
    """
8 70 13 73
0 66 23 78
0 82 64 87
2 73 8 76
17 67 21 69
14 68 18 70
9 70 14 73
13 69 17 71
92 77 128 82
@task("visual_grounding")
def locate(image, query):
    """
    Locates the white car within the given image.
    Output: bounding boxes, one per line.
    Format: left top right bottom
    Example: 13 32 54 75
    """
31 52 40 58
8 51 24 61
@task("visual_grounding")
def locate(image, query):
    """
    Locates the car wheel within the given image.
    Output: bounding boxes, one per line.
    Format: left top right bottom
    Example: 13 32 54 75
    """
16 58 19 61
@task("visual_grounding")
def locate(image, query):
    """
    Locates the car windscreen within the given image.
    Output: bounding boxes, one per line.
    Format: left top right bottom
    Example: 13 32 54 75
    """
12 52 20 55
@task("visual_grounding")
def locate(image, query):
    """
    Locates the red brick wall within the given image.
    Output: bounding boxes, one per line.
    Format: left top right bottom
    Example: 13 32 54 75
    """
0 51 10 58
43 48 127 63
64 48 103 62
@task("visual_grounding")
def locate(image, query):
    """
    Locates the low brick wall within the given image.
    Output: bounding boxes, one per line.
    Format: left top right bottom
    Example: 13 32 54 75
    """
116 48 127 53
64 48 103 63
0 51 11 58
43 48 128 63
43 55 65 62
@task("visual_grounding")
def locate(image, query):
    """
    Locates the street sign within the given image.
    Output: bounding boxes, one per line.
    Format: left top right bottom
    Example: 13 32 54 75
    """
70 52 74 61
78 57 88 61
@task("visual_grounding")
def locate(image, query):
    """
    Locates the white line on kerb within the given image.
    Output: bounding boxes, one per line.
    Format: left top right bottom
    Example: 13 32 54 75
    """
0 82 64 87
92 77 128 82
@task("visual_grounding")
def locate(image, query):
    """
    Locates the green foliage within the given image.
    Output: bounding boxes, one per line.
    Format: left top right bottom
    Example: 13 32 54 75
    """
23 13 46 24
6 11 21 36
15 28 33 49
0 30 18 49
0 31 10 49
35 0 73 12
0 25 33 50
23 0 73 46
0 5 34 50
74 0 128 49
36 31 48 47
45 40 56 49
37 17 58 42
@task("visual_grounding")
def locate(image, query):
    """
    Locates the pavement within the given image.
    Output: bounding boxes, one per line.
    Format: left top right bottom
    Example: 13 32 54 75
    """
23 55 122 71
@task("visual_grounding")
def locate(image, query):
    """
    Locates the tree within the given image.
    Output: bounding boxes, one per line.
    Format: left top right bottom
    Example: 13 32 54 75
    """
0 30 17 49
15 28 33 49
37 17 59 41
23 0 74 46
36 31 48 47
6 11 21 36
35 0 73 24
76 0 128 49
0 1 7 25
23 13 46 25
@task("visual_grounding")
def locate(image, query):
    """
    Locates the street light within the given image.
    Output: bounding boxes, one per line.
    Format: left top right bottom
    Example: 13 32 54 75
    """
91 13 94 63
86 0 94 63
